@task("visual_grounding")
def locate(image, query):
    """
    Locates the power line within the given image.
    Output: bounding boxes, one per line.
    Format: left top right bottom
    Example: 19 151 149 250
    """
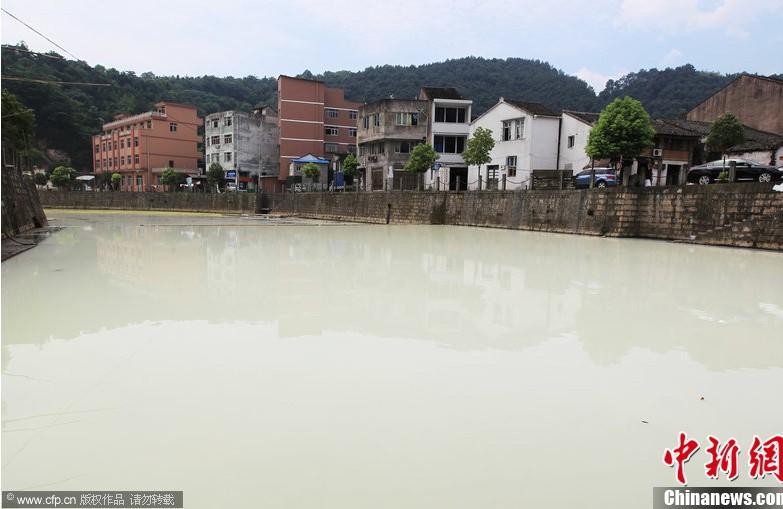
1 8 78 60
2 45 64 59
1 75 111 86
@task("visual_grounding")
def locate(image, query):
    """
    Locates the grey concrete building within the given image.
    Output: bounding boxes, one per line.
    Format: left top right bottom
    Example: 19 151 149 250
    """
205 107 279 191
357 87 473 191
357 98 429 190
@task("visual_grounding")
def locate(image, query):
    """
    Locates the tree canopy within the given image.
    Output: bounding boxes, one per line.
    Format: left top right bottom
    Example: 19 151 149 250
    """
462 127 495 169
706 113 745 155
586 97 655 161
405 144 439 173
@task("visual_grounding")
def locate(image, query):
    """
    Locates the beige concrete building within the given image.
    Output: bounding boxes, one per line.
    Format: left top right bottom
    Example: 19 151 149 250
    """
687 74 783 135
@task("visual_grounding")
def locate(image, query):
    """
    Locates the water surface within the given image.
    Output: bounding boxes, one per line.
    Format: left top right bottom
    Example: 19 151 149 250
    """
3 211 782 507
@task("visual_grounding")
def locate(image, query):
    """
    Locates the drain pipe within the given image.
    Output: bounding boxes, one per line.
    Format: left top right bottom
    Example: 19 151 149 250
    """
386 203 392 224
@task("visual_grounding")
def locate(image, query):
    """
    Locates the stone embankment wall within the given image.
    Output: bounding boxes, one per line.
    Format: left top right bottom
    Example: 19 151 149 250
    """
39 185 783 250
1 166 47 236
39 190 256 214
267 184 783 250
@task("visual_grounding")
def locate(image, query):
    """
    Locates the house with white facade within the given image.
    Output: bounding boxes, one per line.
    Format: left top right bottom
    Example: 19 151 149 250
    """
559 111 600 173
420 87 473 190
467 98 560 190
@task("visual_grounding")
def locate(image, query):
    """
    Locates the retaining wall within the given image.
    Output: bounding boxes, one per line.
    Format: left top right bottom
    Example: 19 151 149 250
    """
39 190 256 214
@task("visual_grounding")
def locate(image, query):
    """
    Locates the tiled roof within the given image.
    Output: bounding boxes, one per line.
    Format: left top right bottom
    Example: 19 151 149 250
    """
563 110 600 125
651 118 783 151
419 87 463 100
504 99 558 117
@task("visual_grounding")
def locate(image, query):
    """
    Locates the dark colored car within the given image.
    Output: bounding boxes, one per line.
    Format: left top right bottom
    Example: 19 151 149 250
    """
686 159 783 185
573 168 618 189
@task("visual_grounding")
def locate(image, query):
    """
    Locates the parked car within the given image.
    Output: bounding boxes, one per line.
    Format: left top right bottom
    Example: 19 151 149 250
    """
686 159 783 185
573 168 618 189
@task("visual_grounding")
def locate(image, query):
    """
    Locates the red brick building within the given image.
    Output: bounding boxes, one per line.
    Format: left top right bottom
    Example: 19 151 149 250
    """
92 102 202 191
277 76 360 184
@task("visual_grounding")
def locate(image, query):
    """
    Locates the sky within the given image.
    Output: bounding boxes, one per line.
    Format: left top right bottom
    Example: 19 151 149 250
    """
1 0 781 92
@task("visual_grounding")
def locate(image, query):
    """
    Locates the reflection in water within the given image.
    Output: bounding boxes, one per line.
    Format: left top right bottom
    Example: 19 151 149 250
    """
2 212 782 508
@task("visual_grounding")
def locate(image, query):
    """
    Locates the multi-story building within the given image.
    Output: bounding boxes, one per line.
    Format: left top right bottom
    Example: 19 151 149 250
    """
468 98 560 190
558 110 600 173
687 74 783 135
356 98 429 190
277 75 360 186
356 87 472 191
204 107 279 191
92 102 202 191
421 87 472 190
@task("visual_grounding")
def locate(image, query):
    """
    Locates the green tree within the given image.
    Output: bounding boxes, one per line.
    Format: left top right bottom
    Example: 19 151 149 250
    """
706 113 745 168
462 127 495 184
159 168 184 191
302 162 322 182
111 172 122 190
342 153 358 179
404 143 439 173
206 162 224 192
50 166 77 189
1 89 35 153
586 97 655 182
33 172 48 187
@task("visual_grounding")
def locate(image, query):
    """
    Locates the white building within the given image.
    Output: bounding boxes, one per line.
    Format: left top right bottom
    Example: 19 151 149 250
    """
420 87 473 190
559 111 600 173
204 107 279 191
467 98 560 190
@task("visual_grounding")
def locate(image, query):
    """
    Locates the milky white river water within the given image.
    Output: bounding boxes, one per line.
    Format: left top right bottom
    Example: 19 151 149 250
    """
2 210 782 508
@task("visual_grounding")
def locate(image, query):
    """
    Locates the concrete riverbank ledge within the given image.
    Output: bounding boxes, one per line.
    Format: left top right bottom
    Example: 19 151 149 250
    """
39 189 256 215
39 184 783 250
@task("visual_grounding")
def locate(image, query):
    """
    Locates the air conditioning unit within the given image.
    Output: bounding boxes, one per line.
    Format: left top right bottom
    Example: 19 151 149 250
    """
652 148 663 157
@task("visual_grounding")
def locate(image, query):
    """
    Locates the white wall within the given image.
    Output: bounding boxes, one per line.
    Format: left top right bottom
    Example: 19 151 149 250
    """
467 101 559 190
558 113 592 173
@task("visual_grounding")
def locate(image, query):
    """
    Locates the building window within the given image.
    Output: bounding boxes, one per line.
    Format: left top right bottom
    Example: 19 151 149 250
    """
168 160 174 168
211 135 220 145
506 156 517 177
95 144 100 153
394 141 416 154
211 119 218 128
224 134 233 144
433 135 466 154
347 145 357 154
134 154 140 164
126 175 132 185
434 107 466 123
326 109 339 118
325 126 339 136
362 116 369 129
134 137 139 147
394 112 418 126
113 141 118 150
567 135 575 148
374 114 381 126
349 110 358 119
147 120 152 128
224 117 232 126
349 128 357 137
224 152 232 162
502 119 524 141
169 123 177 132
127 155 131 165
114 157 118 166
120 139 125 149
325 143 339 153
136 175 143 187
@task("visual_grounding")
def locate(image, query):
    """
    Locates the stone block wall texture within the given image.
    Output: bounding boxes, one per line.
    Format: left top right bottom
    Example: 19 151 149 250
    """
2 166 48 236
39 185 783 250
39 190 257 215
267 184 783 250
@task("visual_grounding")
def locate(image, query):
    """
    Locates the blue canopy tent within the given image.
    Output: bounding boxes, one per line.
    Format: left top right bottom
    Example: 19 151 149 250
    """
292 154 330 165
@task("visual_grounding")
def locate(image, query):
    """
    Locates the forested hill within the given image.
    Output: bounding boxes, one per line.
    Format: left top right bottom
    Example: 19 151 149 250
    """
1 44 765 170
597 65 735 118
